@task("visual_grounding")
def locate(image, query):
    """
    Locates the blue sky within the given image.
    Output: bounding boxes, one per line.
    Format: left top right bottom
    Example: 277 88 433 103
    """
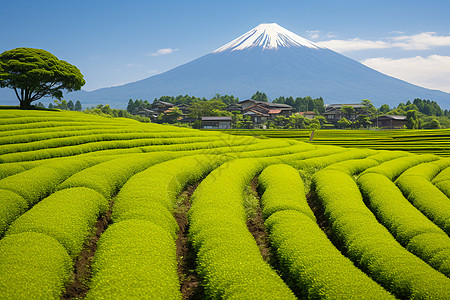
1 0 450 93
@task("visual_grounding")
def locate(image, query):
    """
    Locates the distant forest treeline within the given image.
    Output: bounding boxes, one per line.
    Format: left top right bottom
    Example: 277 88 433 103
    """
35 91 450 128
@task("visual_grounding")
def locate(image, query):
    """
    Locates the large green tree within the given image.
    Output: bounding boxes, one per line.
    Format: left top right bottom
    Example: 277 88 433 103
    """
0 48 85 108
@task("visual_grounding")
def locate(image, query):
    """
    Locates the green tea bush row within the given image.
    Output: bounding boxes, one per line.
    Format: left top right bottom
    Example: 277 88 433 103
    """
323 150 413 175
0 135 225 163
6 187 108 258
357 173 450 276
139 135 258 153
433 166 450 198
0 189 27 237
0 154 116 180
0 124 126 138
293 148 376 170
324 157 379 175
258 164 315 220
0 232 72 299
396 163 450 234
360 153 439 180
0 157 97 206
85 219 181 299
189 159 296 299
0 128 219 146
363 150 411 163
267 211 394 299
229 142 316 159
312 169 450 299
112 154 229 238
58 152 177 199
259 164 393 299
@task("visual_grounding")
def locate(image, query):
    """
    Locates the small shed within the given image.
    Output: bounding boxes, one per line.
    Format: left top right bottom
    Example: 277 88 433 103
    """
371 115 407 129
201 116 232 129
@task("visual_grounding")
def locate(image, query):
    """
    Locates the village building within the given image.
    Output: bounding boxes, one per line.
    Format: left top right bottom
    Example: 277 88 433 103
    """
238 99 294 127
176 103 190 115
323 103 366 125
298 111 316 119
135 108 159 119
371 115 408 129
201 116 232 129
151 100 175 114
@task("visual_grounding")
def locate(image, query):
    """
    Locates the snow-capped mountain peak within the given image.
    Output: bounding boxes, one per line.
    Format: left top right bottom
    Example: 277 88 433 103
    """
213 23 321 52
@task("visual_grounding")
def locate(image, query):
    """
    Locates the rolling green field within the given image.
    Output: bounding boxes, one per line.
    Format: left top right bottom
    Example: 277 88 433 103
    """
0 109 449 299
219 129 450 157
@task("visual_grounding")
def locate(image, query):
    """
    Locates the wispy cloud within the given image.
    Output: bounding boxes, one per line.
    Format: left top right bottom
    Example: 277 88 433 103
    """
390 32 450 50
317 38 390 52
306 30 320 40
149 48 178 56
316 32 450 52
361 55 450 93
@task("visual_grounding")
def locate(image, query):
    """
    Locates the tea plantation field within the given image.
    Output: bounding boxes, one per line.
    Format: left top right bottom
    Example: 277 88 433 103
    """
0 109 449 299
220 129 450 157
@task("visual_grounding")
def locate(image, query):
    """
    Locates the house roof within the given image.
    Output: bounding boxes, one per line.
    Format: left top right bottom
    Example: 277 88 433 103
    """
325 103 365 109
374 115 407 120
201 116 232 121
298 111 316 115
243 110 269 117
153 101 174 106
238 99 293 109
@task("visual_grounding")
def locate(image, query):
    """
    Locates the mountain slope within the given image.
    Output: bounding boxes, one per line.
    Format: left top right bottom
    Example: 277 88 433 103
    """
1 23 449 109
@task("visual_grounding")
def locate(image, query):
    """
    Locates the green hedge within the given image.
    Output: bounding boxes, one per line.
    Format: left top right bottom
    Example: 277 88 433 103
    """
188 159 296 299
396 164 450 234
360 153 439 180
6 187 108 258
433 166 450 198
0 232 72 299
358 173 450 276
112 154 229 238
58 152 177 198
259 164 393 299
0 158 93 206
258 164 315 220
0 189 27 236
312 169 450 299
293 148 376 170
86 219 181 299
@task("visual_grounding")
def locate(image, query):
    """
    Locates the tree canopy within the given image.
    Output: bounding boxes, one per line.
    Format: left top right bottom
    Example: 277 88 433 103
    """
0 48 85 108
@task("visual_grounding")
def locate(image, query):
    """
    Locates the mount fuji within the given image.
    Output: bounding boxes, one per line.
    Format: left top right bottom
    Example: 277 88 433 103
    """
1 23 449 108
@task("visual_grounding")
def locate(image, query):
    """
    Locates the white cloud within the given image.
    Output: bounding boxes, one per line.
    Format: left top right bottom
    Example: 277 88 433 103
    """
149 48 178 56
390 32 450 50
361 55 450 93
306 30 320 40
316 38 390 52
316 32 450 53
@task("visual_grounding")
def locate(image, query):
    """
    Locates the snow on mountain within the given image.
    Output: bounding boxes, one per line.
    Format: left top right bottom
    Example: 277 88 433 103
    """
213 23 321 52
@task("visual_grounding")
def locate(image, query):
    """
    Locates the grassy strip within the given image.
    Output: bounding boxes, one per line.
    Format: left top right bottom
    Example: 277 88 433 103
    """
358 173 450 276
313 169 450 299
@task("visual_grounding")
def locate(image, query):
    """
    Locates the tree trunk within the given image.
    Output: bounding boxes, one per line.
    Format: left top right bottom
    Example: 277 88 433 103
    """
19 97 33 109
